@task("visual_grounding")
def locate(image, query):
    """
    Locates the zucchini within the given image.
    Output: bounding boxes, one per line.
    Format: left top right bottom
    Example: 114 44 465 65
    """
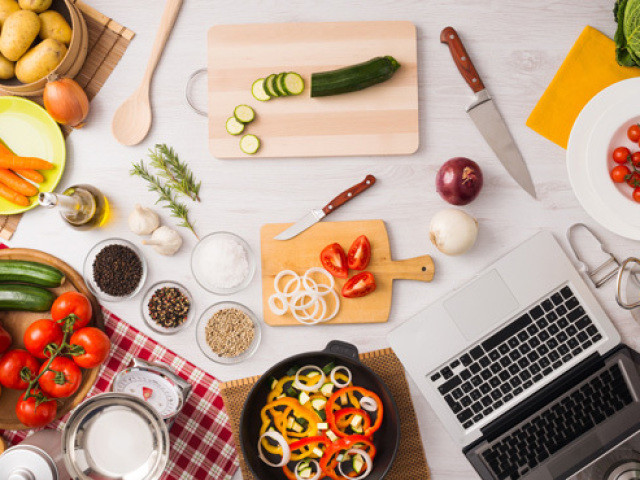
225 116 244 135
264 74 279 97
240 134 260 154
320 382 334 396
251 78 271 101
283 72 305 95
0 284 56 311
0 260 65 288
234 105 255 124
276 72 289 96
310 55 400 97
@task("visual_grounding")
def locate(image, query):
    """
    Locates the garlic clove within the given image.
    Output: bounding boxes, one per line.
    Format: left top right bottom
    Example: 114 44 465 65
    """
142 226 182 256
128 204 160 236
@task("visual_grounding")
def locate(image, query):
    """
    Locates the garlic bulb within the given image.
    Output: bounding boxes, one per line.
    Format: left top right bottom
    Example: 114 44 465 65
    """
128 204 160 235
142 226 183 256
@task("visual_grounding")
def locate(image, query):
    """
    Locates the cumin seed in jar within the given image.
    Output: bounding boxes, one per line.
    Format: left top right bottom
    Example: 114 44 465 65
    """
204 308 255 357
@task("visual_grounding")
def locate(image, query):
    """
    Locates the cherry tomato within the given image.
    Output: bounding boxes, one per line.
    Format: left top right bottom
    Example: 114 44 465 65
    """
51 291 93 331
38 356 82 398
611 165 631 183
629 124 640 142
0 325 12 354
69 327 110 369
320 243 348 279
347 235 371 271
633 188 640 203
23 319 63 359
613 146 631 164
0 349 40 390
632 152 640 167
341 272 377 298
16 390 57 428
627 172 640 188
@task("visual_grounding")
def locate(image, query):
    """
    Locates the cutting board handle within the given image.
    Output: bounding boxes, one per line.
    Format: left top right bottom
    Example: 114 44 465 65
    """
386 255 435 282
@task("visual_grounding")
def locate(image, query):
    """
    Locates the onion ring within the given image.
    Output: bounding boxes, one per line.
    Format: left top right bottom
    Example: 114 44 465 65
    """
274 270 300 297
294 365 326 392
295 459 321 480
331 366 352 388
359 396 379 412
303 267 335 295
319 288 340 323
268 293 288 316
290 290 319 311
258 431 291 467
293 296 326 325
337 448 373 480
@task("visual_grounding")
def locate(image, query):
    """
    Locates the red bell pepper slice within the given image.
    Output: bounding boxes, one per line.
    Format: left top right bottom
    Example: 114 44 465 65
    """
326 386 384 438
319 435 377 479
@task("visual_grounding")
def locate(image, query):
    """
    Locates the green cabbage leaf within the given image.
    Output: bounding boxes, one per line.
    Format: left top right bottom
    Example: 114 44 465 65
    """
615 0 640 67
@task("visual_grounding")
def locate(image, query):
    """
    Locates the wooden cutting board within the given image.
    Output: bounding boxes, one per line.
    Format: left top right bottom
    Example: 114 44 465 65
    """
208 21 419 159
0 248 103 430
261 220 434 326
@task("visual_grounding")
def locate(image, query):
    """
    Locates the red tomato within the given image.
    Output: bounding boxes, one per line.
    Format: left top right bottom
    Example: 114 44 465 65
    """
38 356 82 398
613 146 631 164
611 165 631 183
69 327 110 369
347 235 371 271
633 188 640 203
16 390 57 428
23 319 63 359
320 243 348 279
627 172 640 188
0 349 40 390
51 291 93 331
0 325 12 354
628 124 640 142
632 152 640 167
341 272 377 298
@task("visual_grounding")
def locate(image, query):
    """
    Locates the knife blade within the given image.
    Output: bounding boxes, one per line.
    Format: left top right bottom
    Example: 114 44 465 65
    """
274 175 376 240
440 26 536 199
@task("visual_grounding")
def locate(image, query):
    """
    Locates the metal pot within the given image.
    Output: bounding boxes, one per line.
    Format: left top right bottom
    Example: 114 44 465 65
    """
239 340 400 479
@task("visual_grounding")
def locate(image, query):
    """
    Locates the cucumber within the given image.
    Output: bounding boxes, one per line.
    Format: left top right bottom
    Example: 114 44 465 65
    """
225 116 244 135
234 105 255 124
251 78 271 101
310 55 400 97
240 134 260 154
283 72 305 95
0 260 65 288
0 284 56 311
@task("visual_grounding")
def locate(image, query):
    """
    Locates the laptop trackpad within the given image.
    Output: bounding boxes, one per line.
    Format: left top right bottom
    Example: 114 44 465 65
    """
443 269 519 341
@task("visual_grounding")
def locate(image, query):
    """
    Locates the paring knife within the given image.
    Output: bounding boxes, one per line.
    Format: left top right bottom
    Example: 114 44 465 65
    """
274 175 376 240
440 26 536 199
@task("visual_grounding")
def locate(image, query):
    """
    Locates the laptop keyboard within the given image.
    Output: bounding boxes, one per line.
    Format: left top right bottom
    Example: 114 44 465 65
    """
480 363 633 480
429 286 603 429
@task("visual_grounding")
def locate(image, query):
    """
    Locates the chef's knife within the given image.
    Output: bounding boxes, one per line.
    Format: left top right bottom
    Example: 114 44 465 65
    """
440 26 536 199
274 175 376 240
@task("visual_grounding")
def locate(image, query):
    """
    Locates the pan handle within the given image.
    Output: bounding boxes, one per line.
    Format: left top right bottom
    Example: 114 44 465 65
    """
324 340 359 360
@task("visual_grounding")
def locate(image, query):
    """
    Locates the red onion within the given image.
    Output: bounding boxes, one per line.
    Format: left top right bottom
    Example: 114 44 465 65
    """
435 157 483 205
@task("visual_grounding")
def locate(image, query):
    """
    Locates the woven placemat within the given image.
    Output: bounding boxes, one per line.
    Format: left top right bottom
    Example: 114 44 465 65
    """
221 348 431 480
0 0 134 240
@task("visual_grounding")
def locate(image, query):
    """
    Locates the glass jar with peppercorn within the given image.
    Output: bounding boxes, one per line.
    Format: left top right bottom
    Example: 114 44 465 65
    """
141 282 194 335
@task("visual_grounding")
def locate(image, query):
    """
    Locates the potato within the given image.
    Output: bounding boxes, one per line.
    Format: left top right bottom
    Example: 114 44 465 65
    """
0 10 40 61
39 10 71 44
15 38 66 83
18 0 51 13
0 52 14 79
0 0 20 27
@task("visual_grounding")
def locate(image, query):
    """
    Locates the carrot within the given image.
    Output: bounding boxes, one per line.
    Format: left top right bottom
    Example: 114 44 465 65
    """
12 169 44 184
0 169 37 196
0 182 29 206
0 141 12 157
0 155 54 170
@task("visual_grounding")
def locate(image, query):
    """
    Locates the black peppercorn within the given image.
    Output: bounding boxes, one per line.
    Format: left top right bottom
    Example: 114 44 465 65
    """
93 244 143 296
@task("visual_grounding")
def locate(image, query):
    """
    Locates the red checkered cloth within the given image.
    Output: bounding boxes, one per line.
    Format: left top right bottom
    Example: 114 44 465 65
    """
0 308 240 480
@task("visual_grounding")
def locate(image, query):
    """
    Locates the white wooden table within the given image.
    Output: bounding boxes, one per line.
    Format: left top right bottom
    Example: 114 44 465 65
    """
8 1 640 478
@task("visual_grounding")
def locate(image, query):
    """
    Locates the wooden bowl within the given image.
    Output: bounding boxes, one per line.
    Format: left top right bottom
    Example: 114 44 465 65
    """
0 0 88 97
0 248 104 431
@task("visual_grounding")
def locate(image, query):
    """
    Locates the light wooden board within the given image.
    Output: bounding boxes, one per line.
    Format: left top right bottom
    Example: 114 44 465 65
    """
0 248 103 430
261 220 434 326
208 21 419 158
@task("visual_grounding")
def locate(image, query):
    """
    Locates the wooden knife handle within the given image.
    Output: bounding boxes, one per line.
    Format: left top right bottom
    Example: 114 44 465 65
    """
322 175 376 215
440 26 485 94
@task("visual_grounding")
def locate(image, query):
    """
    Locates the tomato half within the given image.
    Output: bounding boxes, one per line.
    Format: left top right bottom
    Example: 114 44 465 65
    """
613 146 631 164
347 235 371 271
628 124 640 143
16 391 57 428
69 327 111 369
38 356 82 398
51 291 93 331
0 325 11 355
320 243 348 279
0 349 40 390
23 319 63 359
611 165 631 183
341 272 377 298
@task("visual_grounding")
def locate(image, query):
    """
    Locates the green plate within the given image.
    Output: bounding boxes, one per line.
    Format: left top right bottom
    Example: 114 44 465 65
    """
0 96 66 215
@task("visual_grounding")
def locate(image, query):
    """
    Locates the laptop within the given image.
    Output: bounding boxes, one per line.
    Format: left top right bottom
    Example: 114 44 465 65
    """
388 231 640 480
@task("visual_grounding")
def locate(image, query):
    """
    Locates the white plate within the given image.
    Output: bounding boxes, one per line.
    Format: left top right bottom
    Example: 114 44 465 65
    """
567 78 640 240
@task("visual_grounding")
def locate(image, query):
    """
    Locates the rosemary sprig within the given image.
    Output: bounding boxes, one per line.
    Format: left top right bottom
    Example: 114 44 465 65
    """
130 161 200 239
148 144 201 202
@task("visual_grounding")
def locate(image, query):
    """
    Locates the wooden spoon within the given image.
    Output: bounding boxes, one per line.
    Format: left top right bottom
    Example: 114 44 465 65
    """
112 0 183 146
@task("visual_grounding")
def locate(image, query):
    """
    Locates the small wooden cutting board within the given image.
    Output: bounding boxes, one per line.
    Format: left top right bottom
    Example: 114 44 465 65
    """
261 220 434 326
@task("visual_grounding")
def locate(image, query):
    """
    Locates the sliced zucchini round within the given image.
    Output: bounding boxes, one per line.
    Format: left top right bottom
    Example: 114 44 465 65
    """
284 72 305 95
264 73 279 97
240 134 261 154
225 116 245 135
234 104 255 123
251 78 271 101
276 72 289 96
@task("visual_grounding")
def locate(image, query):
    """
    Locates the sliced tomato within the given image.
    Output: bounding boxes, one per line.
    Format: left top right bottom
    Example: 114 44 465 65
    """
341 272 376 298
347 235 371 271
320 243 348 279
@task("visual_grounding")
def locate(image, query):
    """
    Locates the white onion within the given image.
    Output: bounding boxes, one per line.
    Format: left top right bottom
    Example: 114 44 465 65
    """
258 431 291 467
268 293 288 316
429 208 478 256
294 365 326 392
331 366 352 388
292 296 326 325
303 267 335 295
320 289 340 323
295 459 321 480
337 449 373 480
359 396 378 412
275 270 301 297
291 291 319 311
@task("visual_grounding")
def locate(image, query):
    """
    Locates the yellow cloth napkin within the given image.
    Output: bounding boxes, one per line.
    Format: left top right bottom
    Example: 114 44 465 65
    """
527 26 640 149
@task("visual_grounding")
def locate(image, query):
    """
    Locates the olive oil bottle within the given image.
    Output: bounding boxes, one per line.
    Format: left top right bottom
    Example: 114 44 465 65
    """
38 184 110 229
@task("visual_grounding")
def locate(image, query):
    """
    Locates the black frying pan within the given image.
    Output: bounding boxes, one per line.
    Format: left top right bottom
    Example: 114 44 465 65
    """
240 340 400 479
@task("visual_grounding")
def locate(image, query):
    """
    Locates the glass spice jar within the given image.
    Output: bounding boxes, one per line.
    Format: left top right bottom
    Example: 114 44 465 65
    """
141 282 194 335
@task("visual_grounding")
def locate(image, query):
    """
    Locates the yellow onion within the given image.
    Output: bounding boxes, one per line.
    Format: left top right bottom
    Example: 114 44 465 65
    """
43 75 89 128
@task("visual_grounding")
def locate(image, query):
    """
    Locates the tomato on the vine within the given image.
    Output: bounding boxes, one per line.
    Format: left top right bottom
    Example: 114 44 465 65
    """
51 291 93 331
613 146 631 164
320 243 349 279
632 152 640 167
633 188 640 203
341 272 377 298
611 165 631 183
627 172 640 188
0 349 40 390
23 319 63 359
0 325 11 355
38 356 82 398
16 390 57 428
347 235 371 271
628 124 640 143
69 327 110 369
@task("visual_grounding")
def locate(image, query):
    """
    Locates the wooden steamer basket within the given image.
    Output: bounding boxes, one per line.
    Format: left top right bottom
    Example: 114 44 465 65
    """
0 0 88 97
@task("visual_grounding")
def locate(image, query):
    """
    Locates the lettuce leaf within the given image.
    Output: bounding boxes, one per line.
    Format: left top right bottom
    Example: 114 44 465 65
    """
615 0 640 67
